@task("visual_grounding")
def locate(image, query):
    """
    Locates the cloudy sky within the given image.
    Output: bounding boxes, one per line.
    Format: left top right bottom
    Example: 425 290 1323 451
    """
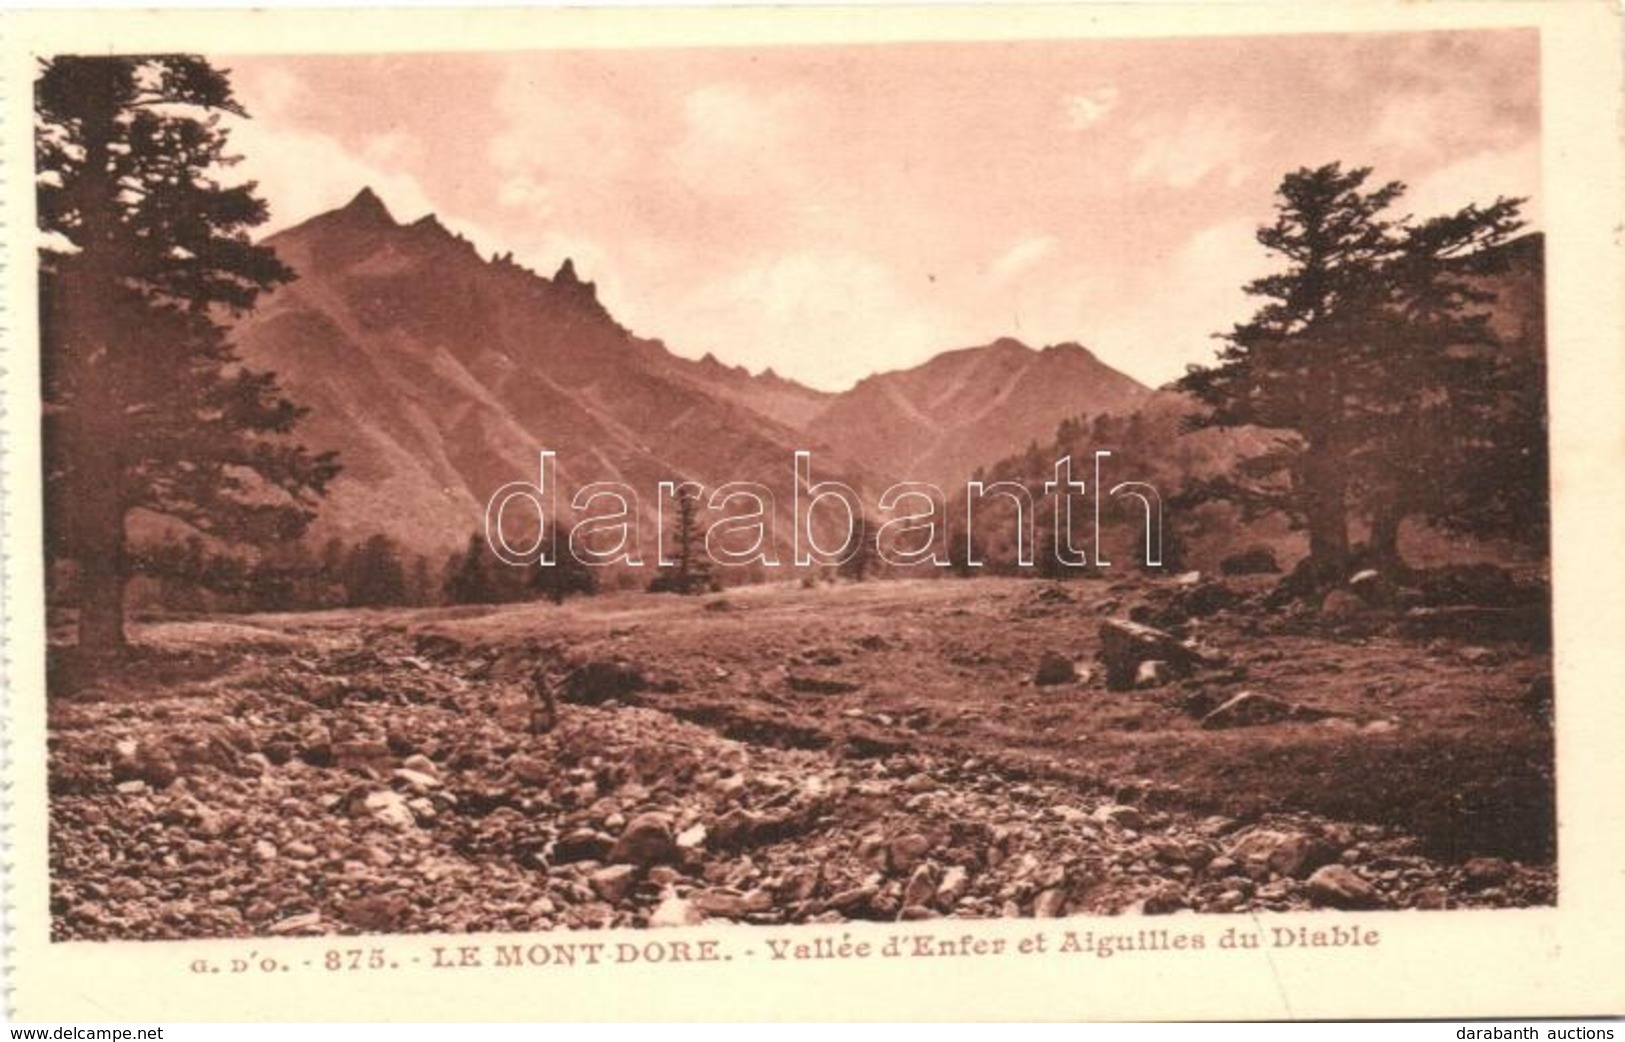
222 29 1539 391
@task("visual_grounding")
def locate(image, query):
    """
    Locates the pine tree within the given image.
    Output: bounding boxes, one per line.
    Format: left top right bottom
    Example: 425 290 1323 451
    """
1177 162 1523 588
344 534 408 607
652 485 712 594
532 525 598 604
37 55 338 654
444 532 495 604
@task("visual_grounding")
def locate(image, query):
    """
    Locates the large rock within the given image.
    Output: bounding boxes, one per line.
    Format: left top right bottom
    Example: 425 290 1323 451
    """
589 864 638 904
1201 691 1294 730
561 661 646 706
610 813 677 868
648 895 705 928
1306 864 1382 909
1034 653 1078 687
1225 828 1333 880
1098 619 1200 691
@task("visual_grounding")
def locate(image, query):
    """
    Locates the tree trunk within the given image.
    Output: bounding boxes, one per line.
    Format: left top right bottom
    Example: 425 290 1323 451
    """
76 472 128 654
1302 444 1350 589
1368 508 1404 571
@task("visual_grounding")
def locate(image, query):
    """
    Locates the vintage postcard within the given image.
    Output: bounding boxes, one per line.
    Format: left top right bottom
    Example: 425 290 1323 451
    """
2 1 1622 1023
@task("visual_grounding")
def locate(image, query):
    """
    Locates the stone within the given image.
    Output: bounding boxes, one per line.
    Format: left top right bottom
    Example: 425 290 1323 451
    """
610 813 677 868
562 661 646 706
589 864 638 904
285 840 319 860
649 895 705 928
1348 569 1394 606
1034 653 1078 687
507 755 552 786
1201 691 1294 730
902 864 938 910
676 823 708 850
1032 888 1068 917
1134 659 1171 688
1092 804 1143 830
1462 857 1513 889
1306 864 1382 909
1225 828 1330 880
1320 588 1367 619
692 887 771 919
392 768 440 794
363 789 417 829
1411 887 1450 910
936 866 970 909
887 833 932 873
555 829 614 863
401 753 439 776
341 894 411 932
1098 619 1198 691
333 740 393 773
268 912 323 935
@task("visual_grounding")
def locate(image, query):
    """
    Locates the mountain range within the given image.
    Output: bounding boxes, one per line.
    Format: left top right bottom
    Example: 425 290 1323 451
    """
232 188 1155 558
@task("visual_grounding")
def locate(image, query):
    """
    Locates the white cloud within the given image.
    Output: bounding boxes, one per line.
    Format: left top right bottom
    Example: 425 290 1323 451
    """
673 82 811 200
1064 87 1120 131
989 235 1058 283
226 117 439 232
1131 107 1270 190
680 250 946 390
1402 140 1542 228
1082 218 1276 384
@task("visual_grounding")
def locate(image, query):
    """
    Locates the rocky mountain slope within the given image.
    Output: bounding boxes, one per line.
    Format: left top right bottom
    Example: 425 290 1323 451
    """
804 338 1152 490
233 189 873 559
232 191 1155 558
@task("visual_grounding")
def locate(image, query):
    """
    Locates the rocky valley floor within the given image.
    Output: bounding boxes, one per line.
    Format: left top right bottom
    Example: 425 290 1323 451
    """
47 576 1556 940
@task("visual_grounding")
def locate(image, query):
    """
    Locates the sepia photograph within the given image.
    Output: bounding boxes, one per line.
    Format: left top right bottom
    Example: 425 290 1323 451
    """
4 1 1622 1024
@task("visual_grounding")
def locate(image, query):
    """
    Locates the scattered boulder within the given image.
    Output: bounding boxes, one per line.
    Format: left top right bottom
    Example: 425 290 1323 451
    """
589 864 638 904
1171 580 1242 618
609 813 677 868
554 828 615 864
1462 857 1513 889
341 894 412 932
1225 828 1333 880
1098 619 1200 691
561 661 646 706
648 895 705 928
1306 864 1382 909
1220 546 1280 575
362 789 417 829
1034 653 1078 687
887 832 932 873
1319 588 1367 619
1348 569 1396 607
902 863 938 910
333 740 393 773
112 741 179 790
936 866 970 909
1134 660 1171 689
1201 691 1293 730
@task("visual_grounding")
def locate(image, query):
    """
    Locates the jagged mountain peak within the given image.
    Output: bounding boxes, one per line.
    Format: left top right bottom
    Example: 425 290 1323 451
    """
334 186 396 228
